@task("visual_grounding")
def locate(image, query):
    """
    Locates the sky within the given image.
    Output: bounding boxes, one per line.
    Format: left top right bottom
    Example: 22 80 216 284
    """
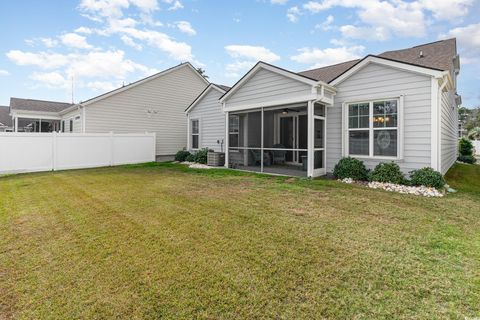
0 0 479 108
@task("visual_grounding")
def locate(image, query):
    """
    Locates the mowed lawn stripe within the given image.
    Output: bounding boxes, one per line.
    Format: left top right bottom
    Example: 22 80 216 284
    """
0 163 479 319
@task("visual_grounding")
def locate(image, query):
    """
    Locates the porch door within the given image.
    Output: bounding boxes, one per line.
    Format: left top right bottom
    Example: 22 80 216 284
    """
279 116 294 162
313 117 326 176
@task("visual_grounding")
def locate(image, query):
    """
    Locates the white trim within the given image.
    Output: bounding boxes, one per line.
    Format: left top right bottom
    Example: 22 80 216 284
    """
10 110 62 120
186 113 191 150
399 95 405 160
430 77 439 170
185 84 227 114
344 97 401 160
224 94 328 113
190 118 200 150
330 56 446 86
82 106 86 133
307 100 314 178
81 63 209 107
224 110 229 168
437 76 448 172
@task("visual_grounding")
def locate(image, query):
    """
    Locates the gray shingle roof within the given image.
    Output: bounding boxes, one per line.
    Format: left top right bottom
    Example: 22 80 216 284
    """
10 98 73 113
0 106 12 127
213 84 231 92
298 38 457 83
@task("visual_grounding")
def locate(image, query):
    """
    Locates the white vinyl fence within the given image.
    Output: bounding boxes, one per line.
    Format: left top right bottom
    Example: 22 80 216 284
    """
474 140 480 156
0 132 156 174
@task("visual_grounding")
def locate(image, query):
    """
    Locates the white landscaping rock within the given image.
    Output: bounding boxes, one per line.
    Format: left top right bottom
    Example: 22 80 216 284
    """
367 181 444 197
182 162 212 169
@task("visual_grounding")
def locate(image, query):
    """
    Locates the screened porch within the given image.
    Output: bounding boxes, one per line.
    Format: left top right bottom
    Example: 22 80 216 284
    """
226 102 327 178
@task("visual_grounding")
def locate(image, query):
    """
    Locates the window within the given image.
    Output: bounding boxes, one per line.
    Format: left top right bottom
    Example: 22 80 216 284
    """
69 119 73 132
347 99 399 158
191 119 199 149
229 115 239 148
61 120 65 133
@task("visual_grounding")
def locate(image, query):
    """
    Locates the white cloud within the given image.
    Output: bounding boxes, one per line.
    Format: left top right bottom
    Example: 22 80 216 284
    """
419 0 473 21
286 6 301 22
291 45 364 68
441 23 480 63
224 45 280 78
303 0 427 39
163 0 183 10
29 72 69 89
121 35 143 50
6 50 70 69
225 45 280 62
315 14 334 31
130 0 159 12
175 21 196 36
75 26 94 34
79 0 130 19
86 80 120 91
40 38 59 48
271 0 288 4
0 69 10 76
60 33 93 49
340 25 389 41
225 61 256 78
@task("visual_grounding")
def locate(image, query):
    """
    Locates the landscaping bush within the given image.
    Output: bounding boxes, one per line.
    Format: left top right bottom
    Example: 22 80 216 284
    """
174 149 191 162
333 157 369 181
458 138 474 157
185 153 196 162
457 155 476 164
409 167 446 189
369 162 405 184
194 148 209 164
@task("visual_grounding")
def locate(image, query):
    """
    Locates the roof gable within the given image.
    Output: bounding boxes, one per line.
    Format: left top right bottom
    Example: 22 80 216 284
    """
185 84 227 113
81 62 209 106
220 61 318 103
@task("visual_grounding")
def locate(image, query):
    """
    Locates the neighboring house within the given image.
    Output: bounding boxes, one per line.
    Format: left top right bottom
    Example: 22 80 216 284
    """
8 62 209 157
0 106 13 132
9 98 74 132
186 39 461 177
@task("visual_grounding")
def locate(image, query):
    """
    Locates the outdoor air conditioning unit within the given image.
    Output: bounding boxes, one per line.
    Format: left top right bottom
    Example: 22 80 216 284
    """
207 152 225 167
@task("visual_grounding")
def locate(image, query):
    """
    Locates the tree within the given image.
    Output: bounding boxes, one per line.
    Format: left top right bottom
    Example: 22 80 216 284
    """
468 127 480 140
196 68 209 79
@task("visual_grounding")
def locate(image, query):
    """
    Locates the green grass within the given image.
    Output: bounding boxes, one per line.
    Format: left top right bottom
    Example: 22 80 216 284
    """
0 162 479 319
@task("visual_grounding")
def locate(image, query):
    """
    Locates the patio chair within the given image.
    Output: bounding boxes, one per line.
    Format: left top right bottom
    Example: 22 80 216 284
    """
249 149 271 166
272 144 287 165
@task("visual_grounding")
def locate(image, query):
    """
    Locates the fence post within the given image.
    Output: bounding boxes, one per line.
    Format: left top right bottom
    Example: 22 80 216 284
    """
151 132 156 162
110 131 114 166
52 131 57 171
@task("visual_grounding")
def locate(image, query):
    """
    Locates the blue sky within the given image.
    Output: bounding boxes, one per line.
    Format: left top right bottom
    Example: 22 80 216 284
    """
0 0 479 107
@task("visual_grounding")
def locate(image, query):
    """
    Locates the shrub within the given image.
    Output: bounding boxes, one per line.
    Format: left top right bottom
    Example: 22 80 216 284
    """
457 154 476 164
175 149 191 162
369 162 405 184
409 167 446 189
333 157 369 181
458 138 474 157
185 153 196 162
194 148 209 164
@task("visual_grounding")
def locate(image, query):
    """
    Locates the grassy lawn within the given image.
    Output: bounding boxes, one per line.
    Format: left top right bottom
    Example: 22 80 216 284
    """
0 163 479 319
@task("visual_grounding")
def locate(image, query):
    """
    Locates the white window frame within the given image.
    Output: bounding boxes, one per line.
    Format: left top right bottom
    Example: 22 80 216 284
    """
191 118 200 150
344 97 403 160
228 115 240 149
69 118 73 133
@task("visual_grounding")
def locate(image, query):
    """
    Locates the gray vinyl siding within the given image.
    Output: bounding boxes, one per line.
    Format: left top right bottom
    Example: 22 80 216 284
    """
84 65 207 155
188 88 225 152
328 63 432 174
226 68 312 109
62 109 82 133
440 89 458 174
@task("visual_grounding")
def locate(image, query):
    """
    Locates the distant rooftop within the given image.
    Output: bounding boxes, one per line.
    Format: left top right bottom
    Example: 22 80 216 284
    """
0 106 12 127
10 98 73 113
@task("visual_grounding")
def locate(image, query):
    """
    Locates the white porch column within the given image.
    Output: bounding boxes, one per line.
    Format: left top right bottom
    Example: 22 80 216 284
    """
224 111 229 168
14 117 18 132
307 100 314 178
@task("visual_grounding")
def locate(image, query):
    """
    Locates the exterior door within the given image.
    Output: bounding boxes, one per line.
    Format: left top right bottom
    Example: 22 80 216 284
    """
280 116 294 162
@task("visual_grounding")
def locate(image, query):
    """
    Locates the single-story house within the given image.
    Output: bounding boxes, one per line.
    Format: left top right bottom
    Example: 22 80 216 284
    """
0 106 13 132
186 38 461 177
8 62 209 158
